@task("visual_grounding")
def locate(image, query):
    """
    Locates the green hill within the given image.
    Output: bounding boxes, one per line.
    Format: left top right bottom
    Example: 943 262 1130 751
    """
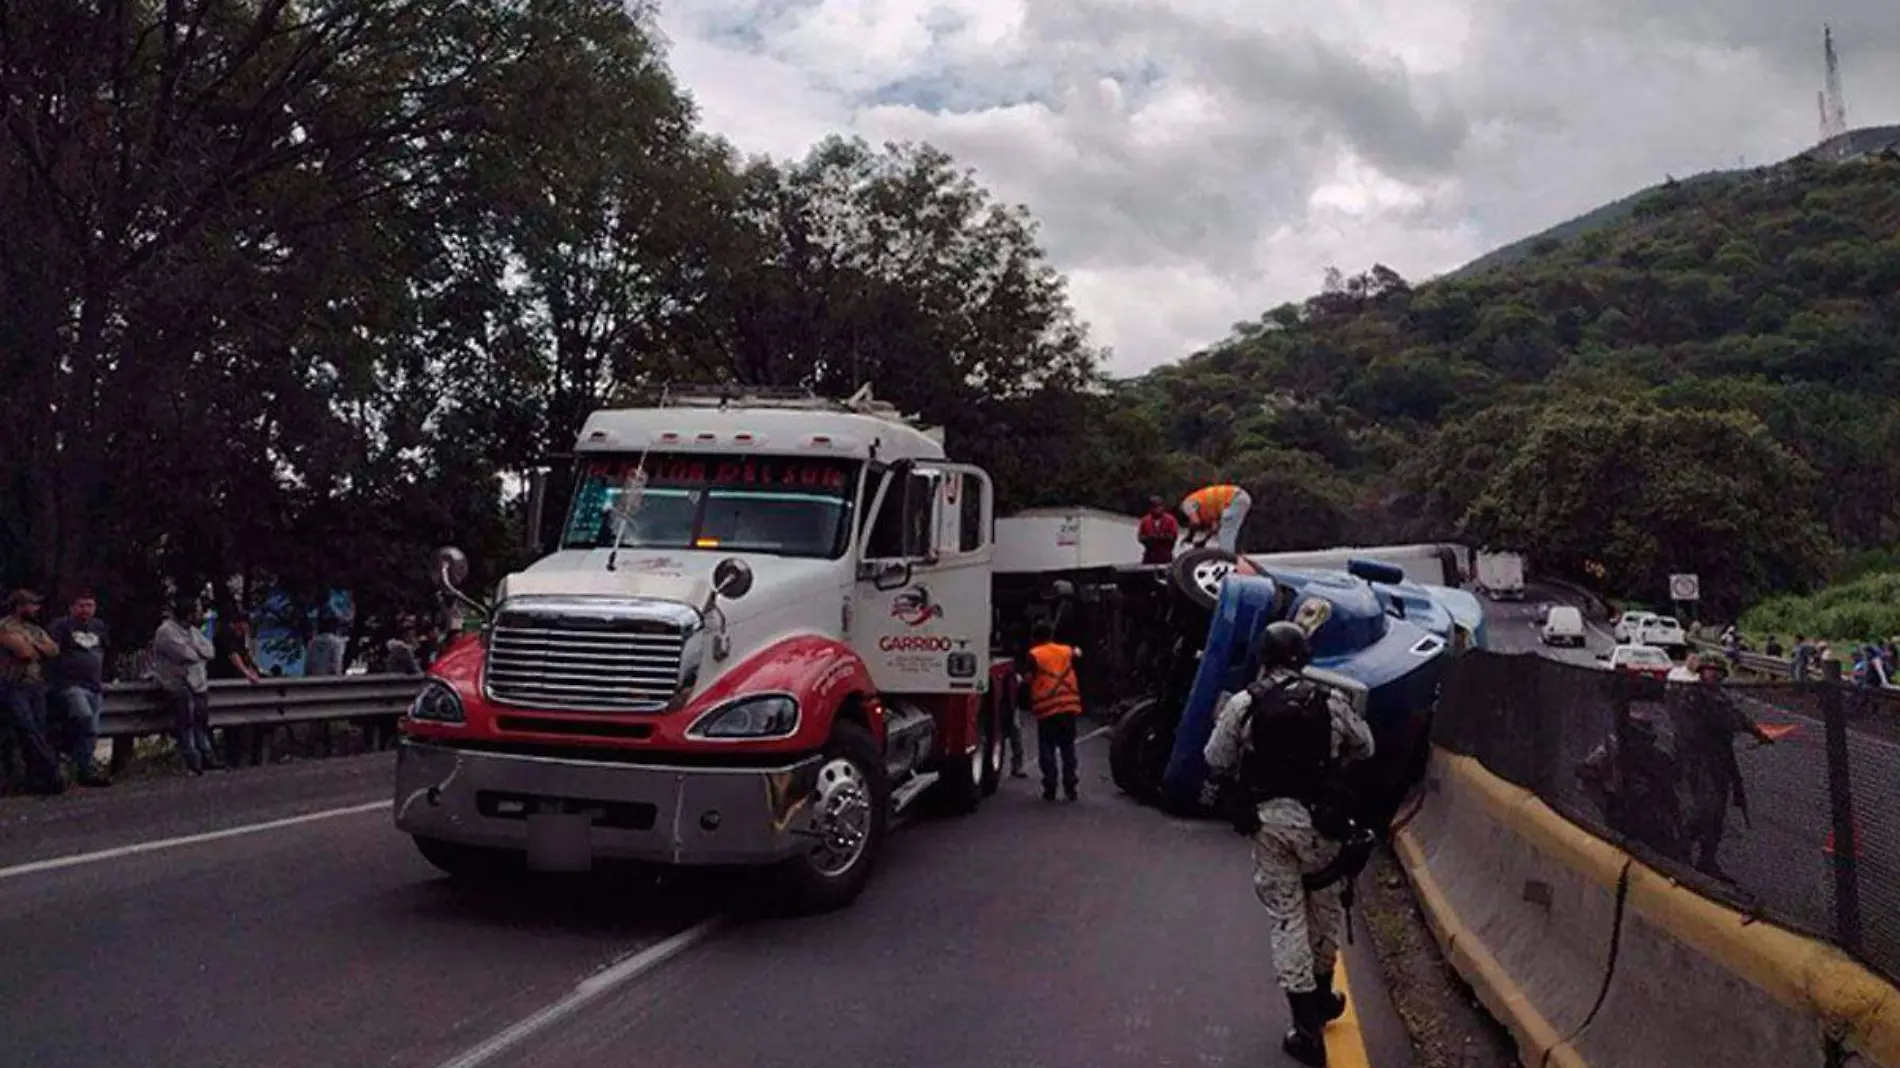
1445 170 1736 280
1113 155 1900 618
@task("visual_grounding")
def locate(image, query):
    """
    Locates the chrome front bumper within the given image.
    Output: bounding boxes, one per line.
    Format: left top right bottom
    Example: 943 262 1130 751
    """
393 741 824 867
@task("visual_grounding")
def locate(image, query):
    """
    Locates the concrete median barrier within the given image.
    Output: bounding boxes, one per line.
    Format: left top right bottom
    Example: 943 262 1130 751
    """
1394 750 1900 1068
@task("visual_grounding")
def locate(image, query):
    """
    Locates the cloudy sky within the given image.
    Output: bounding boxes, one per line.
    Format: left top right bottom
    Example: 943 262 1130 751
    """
655 0 1900 377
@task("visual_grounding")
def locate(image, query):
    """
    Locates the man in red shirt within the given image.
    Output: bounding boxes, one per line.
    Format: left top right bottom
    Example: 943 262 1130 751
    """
1138 496 1179 564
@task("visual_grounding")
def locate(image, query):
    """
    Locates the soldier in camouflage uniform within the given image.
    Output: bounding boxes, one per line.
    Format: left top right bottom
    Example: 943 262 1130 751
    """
1205 617 1375 1068
1671 657 1776 881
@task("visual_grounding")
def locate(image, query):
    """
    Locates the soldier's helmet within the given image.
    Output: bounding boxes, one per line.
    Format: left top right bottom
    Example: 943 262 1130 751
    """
1695 657 1730 681
1260 620 1313 671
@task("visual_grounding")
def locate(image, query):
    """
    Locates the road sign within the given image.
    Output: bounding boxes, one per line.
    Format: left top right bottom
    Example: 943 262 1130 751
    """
1669 573 1700 602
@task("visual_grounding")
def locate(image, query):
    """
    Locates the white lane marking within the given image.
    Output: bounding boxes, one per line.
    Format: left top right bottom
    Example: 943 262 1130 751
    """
433 918 724 1068
0 799 392 881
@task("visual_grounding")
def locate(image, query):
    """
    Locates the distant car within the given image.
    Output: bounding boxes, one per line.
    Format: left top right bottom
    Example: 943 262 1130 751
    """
1600 644 1674 679
1613 610 1657 644
1637 616 1688 655
1541 605 1586 647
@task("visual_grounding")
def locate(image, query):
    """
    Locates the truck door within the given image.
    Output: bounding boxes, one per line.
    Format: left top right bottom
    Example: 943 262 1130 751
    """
854 461 994 695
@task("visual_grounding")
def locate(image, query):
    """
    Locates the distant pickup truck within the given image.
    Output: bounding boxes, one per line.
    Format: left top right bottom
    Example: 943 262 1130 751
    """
1613 611 1687 657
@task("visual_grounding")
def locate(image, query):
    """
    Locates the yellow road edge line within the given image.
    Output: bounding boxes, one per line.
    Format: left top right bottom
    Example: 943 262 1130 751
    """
1436 752 1900 1066
1393 824 1592 1068
1325 955 1373 1068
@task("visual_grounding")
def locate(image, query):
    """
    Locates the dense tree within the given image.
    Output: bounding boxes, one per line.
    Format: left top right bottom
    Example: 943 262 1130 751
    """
1459 399 1834 615
0 0 1114 636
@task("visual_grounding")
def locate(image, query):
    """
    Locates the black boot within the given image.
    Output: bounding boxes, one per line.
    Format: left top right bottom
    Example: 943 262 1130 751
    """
1314 967 1346 1022
1281 990 1329 1067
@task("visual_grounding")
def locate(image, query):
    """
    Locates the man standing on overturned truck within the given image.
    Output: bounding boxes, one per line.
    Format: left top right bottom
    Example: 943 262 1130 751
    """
1180 483 1251 553
1204 620 1376 1067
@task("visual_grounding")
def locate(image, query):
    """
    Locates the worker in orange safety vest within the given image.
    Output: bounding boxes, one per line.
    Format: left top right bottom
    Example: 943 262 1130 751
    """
1181 483 1252 553
1022 619 1083 802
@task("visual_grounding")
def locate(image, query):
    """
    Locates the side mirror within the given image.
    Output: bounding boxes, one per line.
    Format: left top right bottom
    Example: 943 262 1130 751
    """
871 560 913 592
524 468 549 555
435 546 470 591
713 558 754 601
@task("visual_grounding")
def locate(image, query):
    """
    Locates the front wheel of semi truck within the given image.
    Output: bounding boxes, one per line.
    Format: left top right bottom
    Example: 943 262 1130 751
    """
767 721 891 915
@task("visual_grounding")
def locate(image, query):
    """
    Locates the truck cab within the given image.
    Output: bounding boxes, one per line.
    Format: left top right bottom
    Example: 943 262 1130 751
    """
394 388 995 913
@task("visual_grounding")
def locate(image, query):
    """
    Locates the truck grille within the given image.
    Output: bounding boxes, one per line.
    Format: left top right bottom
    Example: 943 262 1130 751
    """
484 604 692 713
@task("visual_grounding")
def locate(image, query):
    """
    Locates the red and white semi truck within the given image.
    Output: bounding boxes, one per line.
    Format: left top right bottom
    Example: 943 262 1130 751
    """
394 387 1002 913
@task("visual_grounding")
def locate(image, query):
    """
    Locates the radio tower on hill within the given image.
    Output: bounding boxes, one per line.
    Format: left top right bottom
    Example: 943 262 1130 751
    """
1818 25 1848 144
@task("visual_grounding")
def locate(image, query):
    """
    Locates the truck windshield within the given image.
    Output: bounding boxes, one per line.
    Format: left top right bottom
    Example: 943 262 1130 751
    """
561 453 860 559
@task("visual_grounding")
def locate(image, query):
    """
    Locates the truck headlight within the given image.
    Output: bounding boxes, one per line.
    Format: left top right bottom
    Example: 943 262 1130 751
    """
409 679 466 724
686 694 799 740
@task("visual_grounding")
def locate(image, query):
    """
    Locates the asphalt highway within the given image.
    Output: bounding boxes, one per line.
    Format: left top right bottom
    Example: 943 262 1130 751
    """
0 729 1403 1068
1489 587 1899 975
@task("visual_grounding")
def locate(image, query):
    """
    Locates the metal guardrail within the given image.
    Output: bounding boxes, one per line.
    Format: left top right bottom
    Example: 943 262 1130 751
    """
1687 638 1796 678
99 675 425 737
1687 637 1900 690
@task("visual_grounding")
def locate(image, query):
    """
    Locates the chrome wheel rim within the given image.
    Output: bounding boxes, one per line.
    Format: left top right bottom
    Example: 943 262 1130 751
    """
808 757 873 877
1191 558 1232 600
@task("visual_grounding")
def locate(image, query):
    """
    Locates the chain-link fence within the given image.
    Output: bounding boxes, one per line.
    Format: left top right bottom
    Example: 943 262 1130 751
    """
1433 650 1899 984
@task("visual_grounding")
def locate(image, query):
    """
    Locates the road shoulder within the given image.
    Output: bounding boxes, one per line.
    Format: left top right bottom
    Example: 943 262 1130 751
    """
1360 842 1516 1068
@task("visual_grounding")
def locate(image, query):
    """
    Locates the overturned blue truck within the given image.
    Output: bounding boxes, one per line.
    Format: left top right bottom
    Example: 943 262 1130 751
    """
1095 544 1486 827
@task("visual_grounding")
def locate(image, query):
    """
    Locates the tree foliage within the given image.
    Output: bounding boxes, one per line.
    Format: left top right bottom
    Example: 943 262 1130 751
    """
0 0 1115 639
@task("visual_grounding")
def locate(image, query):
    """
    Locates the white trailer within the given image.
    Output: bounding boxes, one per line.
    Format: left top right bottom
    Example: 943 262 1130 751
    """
993 508 1143 575
1474 551 1526 600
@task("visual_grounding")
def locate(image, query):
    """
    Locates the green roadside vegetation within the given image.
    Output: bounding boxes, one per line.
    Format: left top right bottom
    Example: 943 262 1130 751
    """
1740 569 1900 648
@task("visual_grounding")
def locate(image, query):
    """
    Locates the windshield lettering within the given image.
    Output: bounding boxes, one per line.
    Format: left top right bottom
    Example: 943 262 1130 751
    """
562 453 860 560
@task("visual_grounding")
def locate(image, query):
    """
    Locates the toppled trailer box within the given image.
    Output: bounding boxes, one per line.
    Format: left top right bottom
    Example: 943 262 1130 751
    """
994 508 1142 575
991 508 1157 717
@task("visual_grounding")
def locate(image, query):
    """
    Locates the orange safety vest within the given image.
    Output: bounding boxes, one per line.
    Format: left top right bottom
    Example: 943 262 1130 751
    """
1183 484 1240 523
1026 642 1083 719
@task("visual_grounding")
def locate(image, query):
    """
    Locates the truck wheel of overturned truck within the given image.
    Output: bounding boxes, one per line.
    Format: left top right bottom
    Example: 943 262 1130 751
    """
1171 547 1241 613
768 722 891 915
1109 696 1174 803
412 836 524 881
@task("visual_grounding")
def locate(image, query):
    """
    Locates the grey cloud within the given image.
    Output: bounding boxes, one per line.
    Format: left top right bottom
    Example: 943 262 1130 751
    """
1026 0 1472 179
861 0 1474 273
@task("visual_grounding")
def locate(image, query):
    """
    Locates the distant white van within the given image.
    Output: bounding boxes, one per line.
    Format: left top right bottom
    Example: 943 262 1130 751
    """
1542 605 1586 647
